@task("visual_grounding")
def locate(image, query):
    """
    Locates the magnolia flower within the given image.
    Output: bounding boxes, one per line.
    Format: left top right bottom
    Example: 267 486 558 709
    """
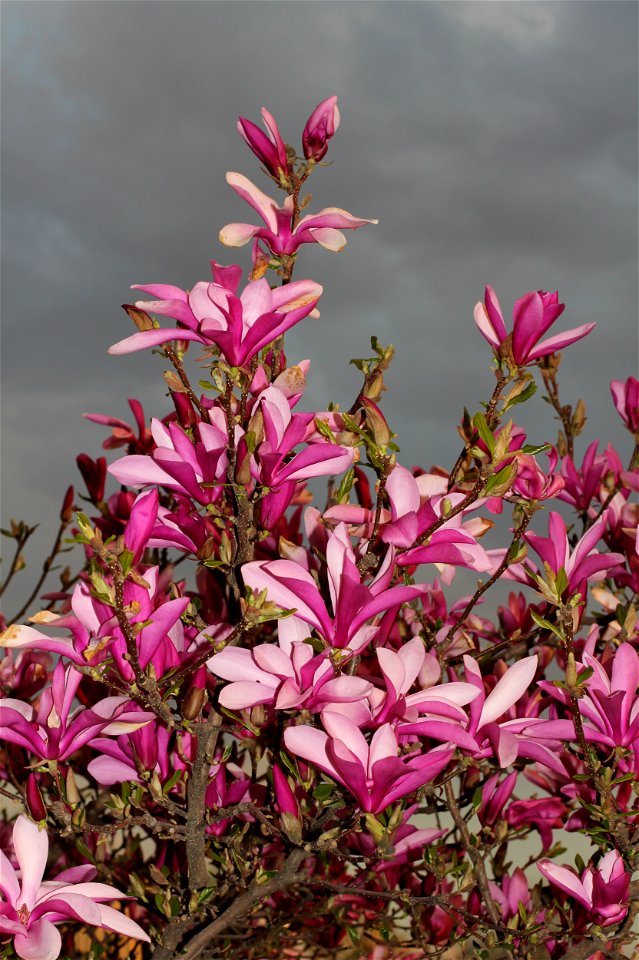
237 106 290 182
610 376 639 435
302 95 340 161
474 286 595 367
220 172 376 257
0 816 150 960
284 714 453 814
538 850 630 926
109 261 322 368
242 523 427 651
0 662 153 764
524 511 624 600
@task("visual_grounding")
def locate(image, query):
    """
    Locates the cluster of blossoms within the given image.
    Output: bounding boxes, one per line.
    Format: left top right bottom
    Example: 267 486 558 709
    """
1 96 638 960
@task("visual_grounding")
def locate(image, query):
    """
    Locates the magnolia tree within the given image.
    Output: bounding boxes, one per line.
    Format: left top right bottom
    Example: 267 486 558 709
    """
1 97 638 960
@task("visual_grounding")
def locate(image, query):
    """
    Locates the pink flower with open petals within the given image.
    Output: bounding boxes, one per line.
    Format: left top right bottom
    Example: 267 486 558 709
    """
538 850 630 926
284 715 452 814
220 173 376 257
109 261 322 368
474 286 595 367
242 523 427 651
0 816 149 960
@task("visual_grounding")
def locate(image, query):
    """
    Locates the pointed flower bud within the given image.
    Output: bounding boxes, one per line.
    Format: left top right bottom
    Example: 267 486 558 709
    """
26 774 47 824
302 96 340 162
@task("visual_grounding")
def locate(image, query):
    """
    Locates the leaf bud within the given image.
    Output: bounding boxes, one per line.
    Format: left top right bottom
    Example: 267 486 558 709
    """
182 668 208 721
362 397 391 448
65 768 80 807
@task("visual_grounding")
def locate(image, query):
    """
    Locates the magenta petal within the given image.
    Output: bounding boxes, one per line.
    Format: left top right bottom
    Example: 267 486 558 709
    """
526 322 596 362
108 328 204 356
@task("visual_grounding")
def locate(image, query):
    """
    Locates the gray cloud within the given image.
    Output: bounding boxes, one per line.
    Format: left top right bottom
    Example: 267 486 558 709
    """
2 1 637 614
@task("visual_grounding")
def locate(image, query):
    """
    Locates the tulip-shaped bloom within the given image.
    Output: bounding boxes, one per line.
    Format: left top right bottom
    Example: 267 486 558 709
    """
284 714 453 814
538 850 630 926
610 376 639 435
220 173 376 257
0 662 154 764
473 286 595 367
109 260 322 368
0 816 150 960
242 523 428 651
237 106 290 183
302 95 340 161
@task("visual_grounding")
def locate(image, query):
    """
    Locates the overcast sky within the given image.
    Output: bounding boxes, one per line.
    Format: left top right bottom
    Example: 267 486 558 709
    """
1 1 637 616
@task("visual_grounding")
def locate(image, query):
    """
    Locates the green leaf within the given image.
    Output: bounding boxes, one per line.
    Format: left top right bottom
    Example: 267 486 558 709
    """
472 411 495 456
313 781 334 802
314 417 338 444
530 609 564 640
335 468 355 504
522 442 551 456
503 379 537 412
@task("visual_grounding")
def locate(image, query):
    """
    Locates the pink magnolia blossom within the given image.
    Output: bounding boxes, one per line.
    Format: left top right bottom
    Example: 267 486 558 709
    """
538 850 630 926
109 261 322 368
474 286 595 367
219 172 376 257
0 815 149 960
399 655 567 774
523 511 625 599
326 464 493 579
511 449 564 501
610 376 639 434
536 643 639 756
0 662 153 764
242 523 427 651
302 95 340 161
83 397 153 454
110 414 230 507
207 637 372 713
1 566 190 680
237 107 290 183
284 714 453 814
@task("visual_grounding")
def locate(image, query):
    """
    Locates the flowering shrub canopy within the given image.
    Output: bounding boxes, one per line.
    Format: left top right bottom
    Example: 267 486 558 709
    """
0 95 637 960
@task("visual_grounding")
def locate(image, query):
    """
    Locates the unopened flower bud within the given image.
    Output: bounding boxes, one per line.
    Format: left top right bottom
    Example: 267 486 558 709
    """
302 95 340 162
65 768 80 807
182 668 208 721
362 397 391 448
60 486 75 523
363 371 385 401
26 774 47 823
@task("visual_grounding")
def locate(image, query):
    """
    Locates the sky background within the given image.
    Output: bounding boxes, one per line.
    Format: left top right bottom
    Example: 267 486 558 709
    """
1 1 637 617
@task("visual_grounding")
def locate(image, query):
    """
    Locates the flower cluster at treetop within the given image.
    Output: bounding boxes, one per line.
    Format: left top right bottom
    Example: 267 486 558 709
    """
1 95 637 960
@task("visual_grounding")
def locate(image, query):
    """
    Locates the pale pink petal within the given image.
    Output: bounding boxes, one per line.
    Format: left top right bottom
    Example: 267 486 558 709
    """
13 919 61 960
478 656 538 728
15 816 48 909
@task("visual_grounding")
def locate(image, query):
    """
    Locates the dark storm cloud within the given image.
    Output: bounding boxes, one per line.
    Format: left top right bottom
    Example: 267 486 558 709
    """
1 1 637 614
